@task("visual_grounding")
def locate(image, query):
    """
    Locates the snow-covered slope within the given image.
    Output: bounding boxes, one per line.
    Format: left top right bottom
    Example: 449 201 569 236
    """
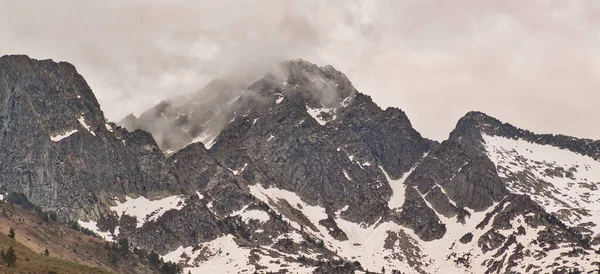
483 134 600 239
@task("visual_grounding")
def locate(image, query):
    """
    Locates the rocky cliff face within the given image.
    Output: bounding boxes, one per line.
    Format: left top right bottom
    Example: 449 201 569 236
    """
0 55 598 273
0 55 164 221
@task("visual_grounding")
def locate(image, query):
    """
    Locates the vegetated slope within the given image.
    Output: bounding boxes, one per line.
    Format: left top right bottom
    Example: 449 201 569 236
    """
0 233 110 274
0 197 160 273
0 200 112 273
0 54 599 273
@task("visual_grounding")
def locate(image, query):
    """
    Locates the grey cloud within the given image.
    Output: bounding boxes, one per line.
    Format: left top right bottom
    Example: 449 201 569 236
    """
1 0 599 141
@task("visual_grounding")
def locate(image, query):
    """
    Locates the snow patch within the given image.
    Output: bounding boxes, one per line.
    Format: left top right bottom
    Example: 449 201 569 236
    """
164 235 254 274
190 130 217 149
77 220 117 241
332 213 430 272
50 129 78 142
248 184 328 232
381 152 427 210
400 200 502 273
275 93 284 104
306 106 335 125
110 195 186 228
230 205 270 223
380 166 410 210
229 163 248 175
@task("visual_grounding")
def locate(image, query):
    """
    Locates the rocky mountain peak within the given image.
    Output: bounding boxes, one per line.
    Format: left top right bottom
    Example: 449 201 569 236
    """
279 59 356 108
451 110 600 160
2 55 599 273
119 59 361 155
0 55 106 136
447 111 501 144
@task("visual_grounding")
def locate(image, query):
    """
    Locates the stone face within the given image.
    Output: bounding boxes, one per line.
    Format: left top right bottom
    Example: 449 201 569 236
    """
397 113 509 240
125 195 224 253
335 93 438 179
460 232 473 244
208 60 437 225
0 55 162 220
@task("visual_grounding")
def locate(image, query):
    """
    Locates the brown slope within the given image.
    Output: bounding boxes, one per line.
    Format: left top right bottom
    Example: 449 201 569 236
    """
0 200 155 273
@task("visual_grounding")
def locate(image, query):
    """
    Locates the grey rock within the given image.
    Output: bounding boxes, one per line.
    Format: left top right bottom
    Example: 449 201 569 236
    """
0 55 162 221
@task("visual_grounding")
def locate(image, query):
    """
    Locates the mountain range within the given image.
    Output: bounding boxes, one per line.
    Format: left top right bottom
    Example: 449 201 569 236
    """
0 54 599 273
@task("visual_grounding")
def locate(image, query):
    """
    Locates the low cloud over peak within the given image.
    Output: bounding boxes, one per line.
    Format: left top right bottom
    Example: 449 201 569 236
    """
1 0 599 141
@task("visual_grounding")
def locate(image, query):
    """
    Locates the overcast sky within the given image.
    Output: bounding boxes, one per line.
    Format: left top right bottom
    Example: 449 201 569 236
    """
1 0 599 141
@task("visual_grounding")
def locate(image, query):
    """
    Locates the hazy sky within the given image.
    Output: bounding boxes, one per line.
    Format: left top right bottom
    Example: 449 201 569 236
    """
1 0 599 141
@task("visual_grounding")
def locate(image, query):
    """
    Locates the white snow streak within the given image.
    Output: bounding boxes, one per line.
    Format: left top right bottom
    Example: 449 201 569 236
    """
50 129 78 142
77 116 95 136
381 152 427 210
77 220 117 241
342 170 352 181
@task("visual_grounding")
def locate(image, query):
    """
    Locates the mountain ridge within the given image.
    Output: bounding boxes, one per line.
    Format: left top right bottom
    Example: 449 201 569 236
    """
1 54 599 273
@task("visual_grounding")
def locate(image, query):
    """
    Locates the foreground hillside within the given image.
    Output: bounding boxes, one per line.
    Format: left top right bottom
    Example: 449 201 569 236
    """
0 199 113 273
0 233 110 274
0 197 158 273
0 55 599 273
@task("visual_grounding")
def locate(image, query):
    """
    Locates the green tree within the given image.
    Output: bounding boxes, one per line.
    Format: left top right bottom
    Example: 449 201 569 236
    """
44 248 49 256
49 211 58 222
148 250 161 267
161 261 181 274
8 228 15 239
118 237 130 252
4 247 16 267
109 252 119 265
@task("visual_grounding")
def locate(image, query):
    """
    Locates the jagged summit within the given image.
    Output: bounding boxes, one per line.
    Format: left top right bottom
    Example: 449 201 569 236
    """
0 55 83 85
452 110 600 160
121 58 422 158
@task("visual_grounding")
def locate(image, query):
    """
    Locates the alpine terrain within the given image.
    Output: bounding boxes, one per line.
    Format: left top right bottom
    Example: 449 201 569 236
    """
0 54 599 273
